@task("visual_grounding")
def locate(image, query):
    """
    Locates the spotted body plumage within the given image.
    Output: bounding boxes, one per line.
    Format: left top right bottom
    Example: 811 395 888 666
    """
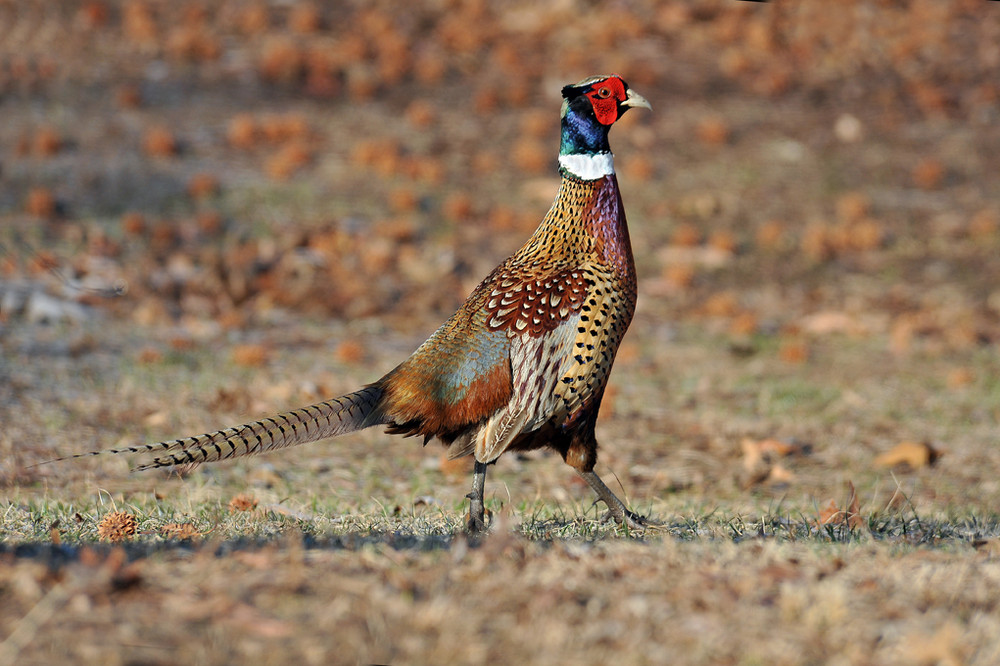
45 75 653 531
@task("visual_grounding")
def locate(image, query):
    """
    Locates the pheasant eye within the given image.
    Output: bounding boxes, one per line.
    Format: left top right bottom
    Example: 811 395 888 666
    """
596 87 612 99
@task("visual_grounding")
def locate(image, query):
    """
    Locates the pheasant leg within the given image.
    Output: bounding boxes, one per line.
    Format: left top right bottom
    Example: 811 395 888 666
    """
466 461 489 533
578 470 656 530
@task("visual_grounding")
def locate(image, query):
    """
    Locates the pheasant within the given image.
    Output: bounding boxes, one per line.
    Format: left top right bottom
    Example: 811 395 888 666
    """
47 75 652 532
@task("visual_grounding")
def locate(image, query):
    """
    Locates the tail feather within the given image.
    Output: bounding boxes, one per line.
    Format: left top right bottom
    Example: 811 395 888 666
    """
34 386 386 471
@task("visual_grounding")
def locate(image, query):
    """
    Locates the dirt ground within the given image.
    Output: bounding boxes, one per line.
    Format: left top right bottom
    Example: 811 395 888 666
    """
2 1 1000 664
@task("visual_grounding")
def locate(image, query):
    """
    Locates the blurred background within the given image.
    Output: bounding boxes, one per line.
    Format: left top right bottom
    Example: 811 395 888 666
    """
2 0 999 508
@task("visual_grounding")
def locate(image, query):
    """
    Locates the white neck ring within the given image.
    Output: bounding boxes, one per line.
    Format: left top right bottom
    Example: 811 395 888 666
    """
558 152 614 180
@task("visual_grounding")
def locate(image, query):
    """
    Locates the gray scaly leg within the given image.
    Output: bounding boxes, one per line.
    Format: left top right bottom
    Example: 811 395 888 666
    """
578 470 656 530
466 461 489 533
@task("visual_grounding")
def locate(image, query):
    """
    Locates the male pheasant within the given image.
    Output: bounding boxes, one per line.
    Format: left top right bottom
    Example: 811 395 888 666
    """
51 75 652 531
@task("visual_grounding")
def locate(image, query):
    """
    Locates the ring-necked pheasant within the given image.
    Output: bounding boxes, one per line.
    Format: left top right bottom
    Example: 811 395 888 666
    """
47 75 652 531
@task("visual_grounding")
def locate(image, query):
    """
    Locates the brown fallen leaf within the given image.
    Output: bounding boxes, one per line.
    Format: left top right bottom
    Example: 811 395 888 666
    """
25 187 57 217
759 438 809 457
740 438 807 487
695 116 730 145
143 410 168 428
265 142 312 180
765 463 795 486
778 340 809 364
227 113 258 149
756 219 786 250
136 347 163 364
160 523 203 540
741 438 785 472
728 311 759 337
817 500 840 526
817 481 864 530
116 83 142 108
835 191 870 224
98 511 139 542
232 343 271 367
945 367 975 389
701 290 739 317
845 481 864 529
335 340 366 364
288 2 322 33
143 126 178 157
33 127 62 156
662 264 696 290
187 172 219 199
874 441 942 470
404 99 436 128
800 310 865 336
228 493 258 512
912 158 944 190
968 209 998 239
708 230 737 254
671 221 702 248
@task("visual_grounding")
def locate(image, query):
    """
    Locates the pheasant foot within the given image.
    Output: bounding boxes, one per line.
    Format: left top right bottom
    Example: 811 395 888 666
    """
579 470 658 530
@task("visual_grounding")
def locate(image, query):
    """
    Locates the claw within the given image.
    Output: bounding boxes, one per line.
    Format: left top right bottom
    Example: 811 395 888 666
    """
579 469 658 531
466 492 489 533
600 506 657 531
467 508 489 533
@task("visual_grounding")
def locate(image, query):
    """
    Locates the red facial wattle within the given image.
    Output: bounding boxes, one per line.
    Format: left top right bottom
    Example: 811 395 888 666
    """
586 77 627 125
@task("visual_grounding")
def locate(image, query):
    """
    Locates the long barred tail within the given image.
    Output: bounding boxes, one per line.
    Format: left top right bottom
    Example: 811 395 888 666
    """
35 386 387 471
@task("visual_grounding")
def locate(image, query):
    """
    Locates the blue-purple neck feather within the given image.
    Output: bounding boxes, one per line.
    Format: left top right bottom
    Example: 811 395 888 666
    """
559 102 611 157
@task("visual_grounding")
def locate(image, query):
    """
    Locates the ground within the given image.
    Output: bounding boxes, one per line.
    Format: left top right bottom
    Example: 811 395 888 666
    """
2 1 1000 664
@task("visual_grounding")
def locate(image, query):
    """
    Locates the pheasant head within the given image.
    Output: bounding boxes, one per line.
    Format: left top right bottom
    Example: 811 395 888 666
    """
558 74 651 180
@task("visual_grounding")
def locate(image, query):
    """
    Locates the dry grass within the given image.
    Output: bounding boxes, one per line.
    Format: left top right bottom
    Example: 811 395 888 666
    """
4 314 1000 664
2 0 1000 663
3 532 1000 665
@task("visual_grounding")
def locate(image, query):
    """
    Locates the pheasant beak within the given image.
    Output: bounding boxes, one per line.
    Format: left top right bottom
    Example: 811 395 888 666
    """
622 89 652 111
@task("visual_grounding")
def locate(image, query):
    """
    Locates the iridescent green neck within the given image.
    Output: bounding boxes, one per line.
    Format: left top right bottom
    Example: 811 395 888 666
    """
559 102 612 157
